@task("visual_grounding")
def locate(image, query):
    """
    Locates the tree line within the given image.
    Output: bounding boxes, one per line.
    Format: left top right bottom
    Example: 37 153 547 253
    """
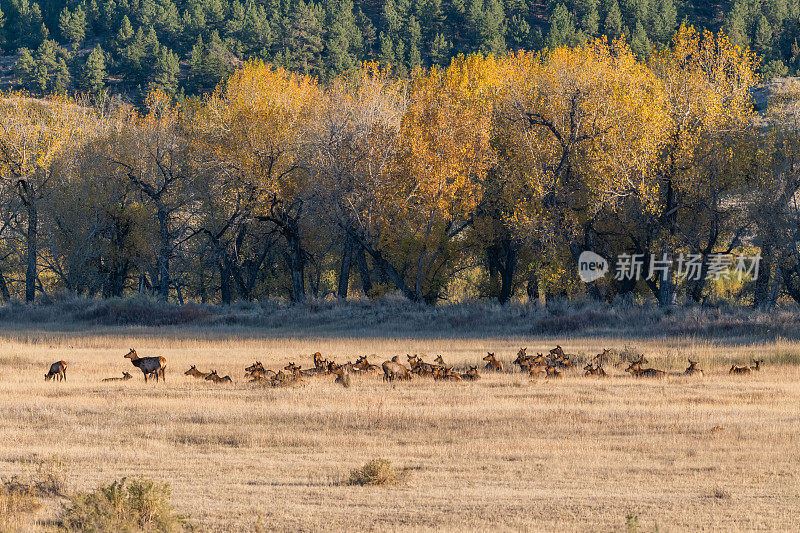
4 0 800 105
2 26 800 308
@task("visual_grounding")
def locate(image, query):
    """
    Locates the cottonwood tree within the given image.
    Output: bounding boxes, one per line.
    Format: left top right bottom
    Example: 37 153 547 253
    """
0 94 98 302
195 61 321 303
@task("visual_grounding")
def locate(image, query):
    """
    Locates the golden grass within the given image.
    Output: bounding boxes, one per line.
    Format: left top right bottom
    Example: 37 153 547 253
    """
1 331 799 531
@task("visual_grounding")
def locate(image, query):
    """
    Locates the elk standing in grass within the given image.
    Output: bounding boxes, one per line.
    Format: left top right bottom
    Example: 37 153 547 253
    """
184 365 210 379
684 359 704 377
45 361 67 382
124 349 166 382
102 371 132 382
382 358 411 382
483 353 503 371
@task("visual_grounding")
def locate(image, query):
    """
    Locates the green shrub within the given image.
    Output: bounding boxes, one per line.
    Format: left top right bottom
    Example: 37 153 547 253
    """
59 477 191 532
347 459 397 486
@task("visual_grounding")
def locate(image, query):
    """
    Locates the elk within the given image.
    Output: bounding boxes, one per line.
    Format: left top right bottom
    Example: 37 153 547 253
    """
461 366 480 381
552 353 573 368
729 364 751 375
433 366 462 382
184 365 210 379
684 359 703 377
483 353 503 371
245 361 265 376
529 364 547 378
583 363 606 377
433 355 446 366
205 370 232 383
545 364 562 378
513 348 533 371
751 359 764 372
124 349 166 382
44 360 67 382
312 352 327 370
408 355 435 376
353 356 379 373
594 349 613 366
382 359 411 382
549 345 565 357
102 371 132 382
625 361 667 379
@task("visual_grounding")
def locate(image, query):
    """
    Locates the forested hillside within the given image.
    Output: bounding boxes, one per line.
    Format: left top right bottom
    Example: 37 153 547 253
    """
0 0 794 102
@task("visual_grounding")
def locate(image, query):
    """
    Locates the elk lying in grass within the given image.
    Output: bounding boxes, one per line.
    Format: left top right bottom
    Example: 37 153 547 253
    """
729 364 751 375
184 365 211 379
483 353 503 371
245 361 265 377
433 355 446 366
382 358 411 382
432 366 462 382
751 359 764 371
625 361 668 379
684 359 703 377
461 366 480 381
513 348 532 371
593 349 613 366
352 355 379 373
408 354 436 376
204 370 232 383
545 364 562 378
44 360 67 382
102 371 132 382
529 364 547 378
124 349 166 382
583 363 606 377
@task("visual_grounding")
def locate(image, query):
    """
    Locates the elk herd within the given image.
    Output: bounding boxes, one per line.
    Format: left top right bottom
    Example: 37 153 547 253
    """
41 347 767 385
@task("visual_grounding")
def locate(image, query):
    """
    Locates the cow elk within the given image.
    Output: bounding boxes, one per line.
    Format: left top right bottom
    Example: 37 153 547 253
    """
44 361 67 382
729 364 751 375
625 361 668 379
583 363 606 377
205 370 233 383
382 359 411 382
102 371 133 382
751 359 764 372
483 353 503 371
684 359 703 377
185 365 210 379
124 349 166 382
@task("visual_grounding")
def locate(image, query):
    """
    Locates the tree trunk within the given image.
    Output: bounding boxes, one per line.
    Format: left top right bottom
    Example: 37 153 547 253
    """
219 261 232 305
0 270 9 301
286 232 305 303
753 243 774 310
338 235 353 300
355 244 372 297
25 200 37 303
157 206 170 301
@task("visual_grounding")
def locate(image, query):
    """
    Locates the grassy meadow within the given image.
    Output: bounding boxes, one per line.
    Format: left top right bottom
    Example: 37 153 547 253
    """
1 327 799 531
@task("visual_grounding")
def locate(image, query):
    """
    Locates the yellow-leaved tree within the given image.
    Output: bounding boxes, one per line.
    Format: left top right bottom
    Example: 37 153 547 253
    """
193 61 321 302
0 94 101 302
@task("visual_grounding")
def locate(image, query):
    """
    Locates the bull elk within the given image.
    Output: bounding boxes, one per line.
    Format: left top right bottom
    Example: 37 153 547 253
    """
205 370 232 383
684 359 703 377
44 360 67 382
102 371 132 382
184 365 210 379
483 353 503 371
124 349 166 382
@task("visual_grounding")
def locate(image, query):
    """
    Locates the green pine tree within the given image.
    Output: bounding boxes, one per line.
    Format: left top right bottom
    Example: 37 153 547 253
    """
149 46 180 94
81 44 107 94
546 4 580 48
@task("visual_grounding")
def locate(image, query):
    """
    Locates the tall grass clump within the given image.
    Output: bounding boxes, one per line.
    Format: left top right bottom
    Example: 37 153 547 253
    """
0 482 41 532
347 459 397 486
59 477 191 532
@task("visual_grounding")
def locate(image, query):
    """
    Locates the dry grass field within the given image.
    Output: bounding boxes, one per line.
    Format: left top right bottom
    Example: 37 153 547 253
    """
1 329 799 531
